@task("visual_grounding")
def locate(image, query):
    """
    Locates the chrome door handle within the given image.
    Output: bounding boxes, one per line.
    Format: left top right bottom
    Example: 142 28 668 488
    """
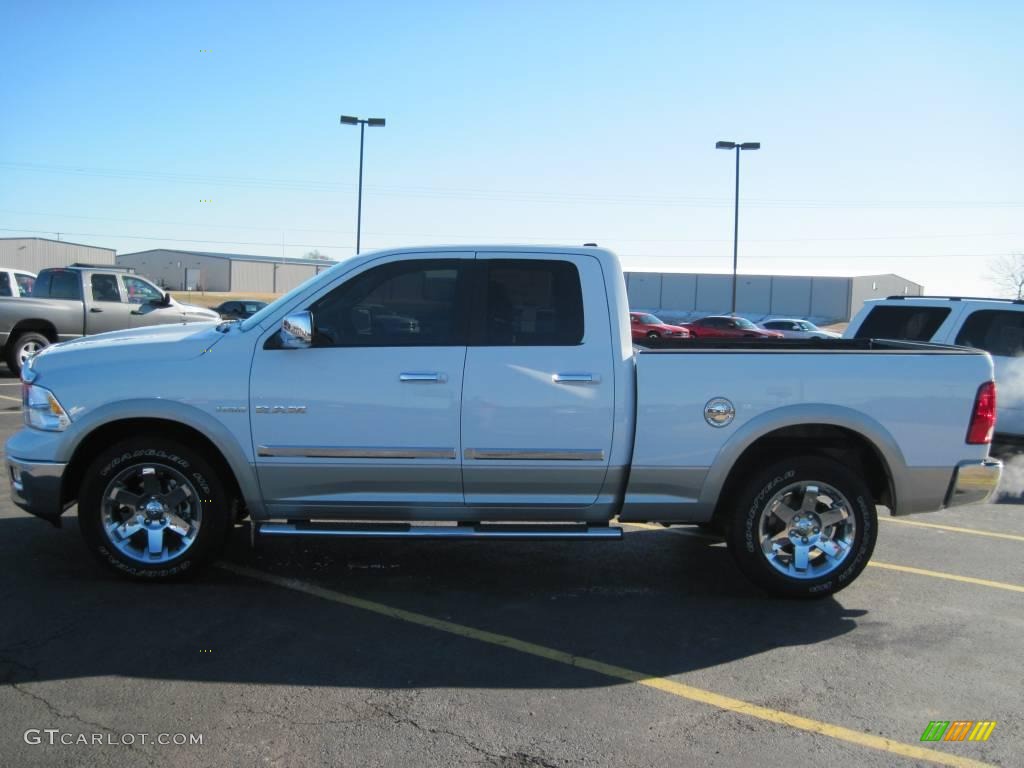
553 373 599 384
400 372 447 383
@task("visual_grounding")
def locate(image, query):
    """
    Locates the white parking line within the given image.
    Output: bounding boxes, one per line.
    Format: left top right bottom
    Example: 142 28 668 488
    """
0 394 21 402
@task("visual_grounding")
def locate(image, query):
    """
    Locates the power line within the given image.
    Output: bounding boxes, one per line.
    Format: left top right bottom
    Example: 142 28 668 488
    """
0 227 355 251
0 227 1012 261
4 160 1024 209
1 209 1020 246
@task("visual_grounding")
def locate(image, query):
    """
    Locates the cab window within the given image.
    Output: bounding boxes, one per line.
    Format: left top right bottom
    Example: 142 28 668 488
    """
311 259 468 347
91 274 122 302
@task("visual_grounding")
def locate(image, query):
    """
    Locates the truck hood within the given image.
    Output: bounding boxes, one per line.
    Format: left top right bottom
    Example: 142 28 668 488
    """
30 321 226 368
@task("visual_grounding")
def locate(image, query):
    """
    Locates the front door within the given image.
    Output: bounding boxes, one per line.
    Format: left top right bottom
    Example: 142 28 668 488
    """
461 253 615 510
250 256 472 518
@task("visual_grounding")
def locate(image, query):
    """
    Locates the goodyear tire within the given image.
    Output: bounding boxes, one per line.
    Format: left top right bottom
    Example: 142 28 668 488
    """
726 456 877 598
6 331 50 375
79 438 232 580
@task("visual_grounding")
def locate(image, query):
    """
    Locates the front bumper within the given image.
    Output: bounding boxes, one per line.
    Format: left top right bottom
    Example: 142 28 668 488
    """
7 456 67 525
945 459 1002 508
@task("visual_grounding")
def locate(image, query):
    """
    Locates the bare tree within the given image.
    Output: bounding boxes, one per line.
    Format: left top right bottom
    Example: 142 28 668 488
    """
989 252 1024 299
304 249 330 260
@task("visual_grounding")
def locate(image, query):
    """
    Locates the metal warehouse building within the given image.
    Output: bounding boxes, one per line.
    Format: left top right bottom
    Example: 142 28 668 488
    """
116 249 335 294
0 237 116 272
624 271 923 324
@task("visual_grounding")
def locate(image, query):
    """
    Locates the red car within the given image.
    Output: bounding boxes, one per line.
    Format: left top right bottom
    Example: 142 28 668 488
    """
629 312 691 342
682 315 784 339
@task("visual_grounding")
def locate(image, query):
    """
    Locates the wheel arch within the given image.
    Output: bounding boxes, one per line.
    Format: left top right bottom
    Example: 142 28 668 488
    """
703 408 902 529
9 320 59 344
60 409 259 518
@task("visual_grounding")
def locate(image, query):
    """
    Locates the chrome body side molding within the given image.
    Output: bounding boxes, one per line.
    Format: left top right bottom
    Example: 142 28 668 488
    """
257 445 457 460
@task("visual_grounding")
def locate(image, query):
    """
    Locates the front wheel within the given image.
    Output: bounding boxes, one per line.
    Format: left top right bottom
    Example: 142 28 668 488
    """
726 456 877 598
79 438 233 580
646 331 660 340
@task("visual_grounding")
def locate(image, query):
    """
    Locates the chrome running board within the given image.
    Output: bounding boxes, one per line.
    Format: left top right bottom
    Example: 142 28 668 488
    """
257 522 622 540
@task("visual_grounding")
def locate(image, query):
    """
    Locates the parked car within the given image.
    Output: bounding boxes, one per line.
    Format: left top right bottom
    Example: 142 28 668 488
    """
7 246 1000 598
683 315 785 339
761 318 841 339
629 311 691 342
0 268 36 298
0 264 220 374
845 295 1024 455
212 300 268 320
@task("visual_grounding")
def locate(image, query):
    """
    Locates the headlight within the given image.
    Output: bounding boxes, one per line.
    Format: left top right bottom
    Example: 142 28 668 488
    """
23 384 71 431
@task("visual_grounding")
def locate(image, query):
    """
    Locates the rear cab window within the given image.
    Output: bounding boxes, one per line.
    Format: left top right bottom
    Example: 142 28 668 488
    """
476 259 583 346
32 270 83 300
853 305 951 341
91 274 123 302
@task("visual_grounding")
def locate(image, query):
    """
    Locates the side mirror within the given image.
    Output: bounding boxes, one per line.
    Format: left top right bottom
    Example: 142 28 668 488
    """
280 311 313 349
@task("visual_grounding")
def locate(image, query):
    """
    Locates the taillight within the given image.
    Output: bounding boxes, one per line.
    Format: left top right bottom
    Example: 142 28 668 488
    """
967 381 996 444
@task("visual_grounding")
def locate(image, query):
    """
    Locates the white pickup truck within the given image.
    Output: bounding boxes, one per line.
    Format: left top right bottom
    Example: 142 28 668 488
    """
6 246 1002 597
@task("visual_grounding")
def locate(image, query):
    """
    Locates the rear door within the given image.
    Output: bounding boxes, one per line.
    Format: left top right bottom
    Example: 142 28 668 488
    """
85 273 135 334
461 252 615 509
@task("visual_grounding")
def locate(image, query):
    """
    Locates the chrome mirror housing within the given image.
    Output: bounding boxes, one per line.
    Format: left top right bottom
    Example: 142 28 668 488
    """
280 311 313 349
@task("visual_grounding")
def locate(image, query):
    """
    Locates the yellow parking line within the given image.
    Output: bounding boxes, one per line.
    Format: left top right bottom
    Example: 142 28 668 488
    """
868 561 1024 594
879 517 1024 543
626 523 1024 593
218 562 994 768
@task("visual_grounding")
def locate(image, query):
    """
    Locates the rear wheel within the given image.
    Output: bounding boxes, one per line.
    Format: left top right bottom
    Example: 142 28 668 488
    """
726 456 876 598
79 438 232 580
646 331 660 340
6 331 50 375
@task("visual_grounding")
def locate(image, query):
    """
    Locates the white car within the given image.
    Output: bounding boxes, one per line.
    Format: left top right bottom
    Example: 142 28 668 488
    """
0 268 36 298
761 318 840 339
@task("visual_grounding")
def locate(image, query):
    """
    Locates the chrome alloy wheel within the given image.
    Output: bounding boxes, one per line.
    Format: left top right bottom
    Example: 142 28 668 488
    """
100 464 202 564
757 480 856 580
18 340 43 366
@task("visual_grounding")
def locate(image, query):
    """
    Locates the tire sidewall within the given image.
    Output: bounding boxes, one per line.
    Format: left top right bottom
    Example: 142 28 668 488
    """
728 456 877 598
8 331 50 374
79 439 230 580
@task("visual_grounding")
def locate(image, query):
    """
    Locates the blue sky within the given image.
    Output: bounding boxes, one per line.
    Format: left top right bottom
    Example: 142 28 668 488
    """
2 1 1021 295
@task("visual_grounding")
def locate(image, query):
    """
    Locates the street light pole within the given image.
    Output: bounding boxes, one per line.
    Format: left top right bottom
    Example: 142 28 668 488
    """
341 115 386 255
716 140 760 315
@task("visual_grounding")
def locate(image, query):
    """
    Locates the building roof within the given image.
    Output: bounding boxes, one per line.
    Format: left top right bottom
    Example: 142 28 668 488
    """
117 248 335 267
0 236 115 252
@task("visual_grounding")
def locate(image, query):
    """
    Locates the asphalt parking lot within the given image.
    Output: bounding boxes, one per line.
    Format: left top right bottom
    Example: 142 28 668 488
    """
0 374 1021 768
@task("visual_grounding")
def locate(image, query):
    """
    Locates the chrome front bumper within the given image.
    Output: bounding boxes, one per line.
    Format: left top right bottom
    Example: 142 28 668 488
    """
7 456 67 525
945 459 1002 508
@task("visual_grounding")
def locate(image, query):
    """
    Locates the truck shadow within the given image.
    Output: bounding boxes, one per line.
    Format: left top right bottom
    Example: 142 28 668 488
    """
0 514 867 692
